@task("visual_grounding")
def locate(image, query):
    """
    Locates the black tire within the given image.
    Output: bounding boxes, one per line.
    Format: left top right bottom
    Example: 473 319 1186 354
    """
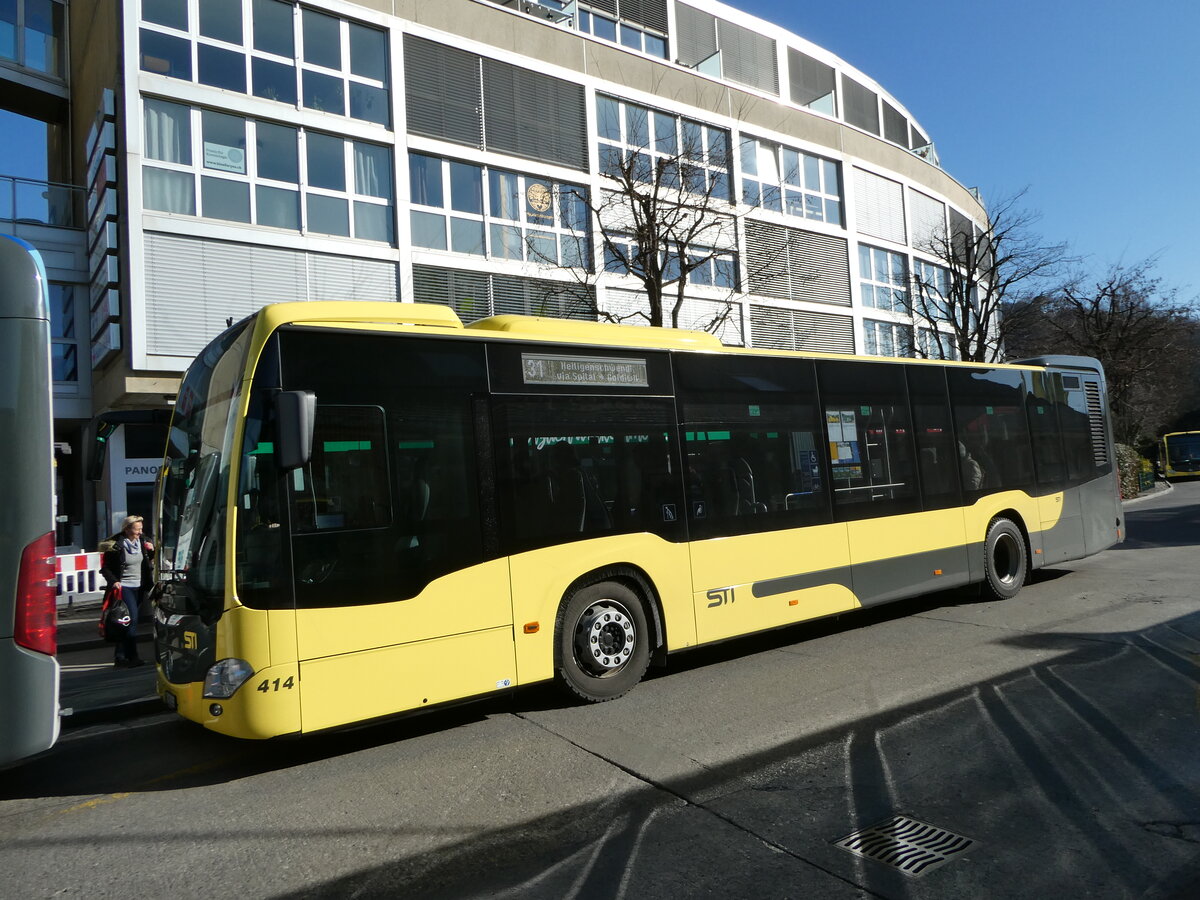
556 580 651 702
981 517 1027 600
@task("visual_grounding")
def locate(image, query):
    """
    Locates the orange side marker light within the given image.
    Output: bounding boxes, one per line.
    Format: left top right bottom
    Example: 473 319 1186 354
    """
788 599 799 606
523 622 539 634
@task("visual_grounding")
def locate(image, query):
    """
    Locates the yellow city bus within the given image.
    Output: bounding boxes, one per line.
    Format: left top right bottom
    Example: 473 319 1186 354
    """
1159 431 1200 481
154 302 1123 739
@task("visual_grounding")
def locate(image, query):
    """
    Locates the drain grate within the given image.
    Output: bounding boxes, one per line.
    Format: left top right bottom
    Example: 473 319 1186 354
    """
833 815 977 877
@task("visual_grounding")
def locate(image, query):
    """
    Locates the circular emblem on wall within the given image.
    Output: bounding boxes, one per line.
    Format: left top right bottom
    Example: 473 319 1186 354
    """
526 183 552 213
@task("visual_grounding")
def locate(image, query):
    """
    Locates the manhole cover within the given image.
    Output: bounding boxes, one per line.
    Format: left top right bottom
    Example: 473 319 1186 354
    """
834 815 977 877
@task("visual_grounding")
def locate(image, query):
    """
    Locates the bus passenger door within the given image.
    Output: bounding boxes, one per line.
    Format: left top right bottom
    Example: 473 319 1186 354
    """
273 332 514 732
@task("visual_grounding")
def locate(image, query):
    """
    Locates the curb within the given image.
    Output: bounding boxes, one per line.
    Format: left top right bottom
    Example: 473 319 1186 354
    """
1122 480 1173 506
59 696 165 729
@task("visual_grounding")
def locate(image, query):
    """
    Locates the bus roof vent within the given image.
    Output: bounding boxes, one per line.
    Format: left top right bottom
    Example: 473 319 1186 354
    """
466 315 724 350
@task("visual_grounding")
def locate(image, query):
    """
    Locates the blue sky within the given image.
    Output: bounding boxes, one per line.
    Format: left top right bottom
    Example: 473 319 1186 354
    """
737 0 1200 296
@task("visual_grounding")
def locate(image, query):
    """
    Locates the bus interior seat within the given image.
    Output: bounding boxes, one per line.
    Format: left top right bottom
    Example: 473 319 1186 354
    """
546 442 587 533
395 457 431 551
732 457 767 515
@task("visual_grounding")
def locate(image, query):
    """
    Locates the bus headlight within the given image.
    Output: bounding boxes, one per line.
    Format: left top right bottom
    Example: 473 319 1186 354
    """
203 658 255 699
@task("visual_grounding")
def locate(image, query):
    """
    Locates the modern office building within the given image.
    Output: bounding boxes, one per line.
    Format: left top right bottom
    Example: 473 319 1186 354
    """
1 0 988 548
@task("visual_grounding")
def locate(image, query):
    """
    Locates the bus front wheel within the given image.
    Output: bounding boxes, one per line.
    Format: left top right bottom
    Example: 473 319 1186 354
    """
982 517 1027 601
556 581 651 703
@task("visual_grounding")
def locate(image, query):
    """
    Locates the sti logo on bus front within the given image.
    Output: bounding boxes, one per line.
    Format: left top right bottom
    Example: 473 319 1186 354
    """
183 632 198 650
707 587 736 608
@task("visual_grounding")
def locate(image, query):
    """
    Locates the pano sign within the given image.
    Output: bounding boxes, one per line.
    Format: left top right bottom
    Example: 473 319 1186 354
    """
123 458 162 480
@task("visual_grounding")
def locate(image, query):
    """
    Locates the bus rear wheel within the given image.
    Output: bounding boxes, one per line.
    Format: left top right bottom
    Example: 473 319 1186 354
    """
982 517 1027 600
556 581 651 703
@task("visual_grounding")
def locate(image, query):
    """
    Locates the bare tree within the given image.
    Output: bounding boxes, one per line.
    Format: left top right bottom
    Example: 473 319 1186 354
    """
589 155 737 330
524 100 754 337
908 190 1072 362
1007 258 1200 444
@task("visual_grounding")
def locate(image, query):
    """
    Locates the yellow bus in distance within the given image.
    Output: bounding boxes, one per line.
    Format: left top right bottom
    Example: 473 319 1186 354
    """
154 302 1123 739
1159 431 1200 480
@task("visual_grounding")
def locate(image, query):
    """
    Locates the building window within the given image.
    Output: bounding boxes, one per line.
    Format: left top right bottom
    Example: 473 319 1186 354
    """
911 258 951 321
916 326 959 361
1 0 66 78
862 319 913 358
739 137 841 225
859 244 908 312
48 282 77 382
409 153 590 267
139 0 391 128
142 98 393 242
575 5 667 59
596 94 730 202
603 233 736 290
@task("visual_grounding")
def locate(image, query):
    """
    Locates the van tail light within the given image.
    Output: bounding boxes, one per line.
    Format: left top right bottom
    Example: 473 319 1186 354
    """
15 532 57 656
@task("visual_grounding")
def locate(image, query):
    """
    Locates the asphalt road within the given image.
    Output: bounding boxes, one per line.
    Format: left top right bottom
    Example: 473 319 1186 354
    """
2 483 1198 899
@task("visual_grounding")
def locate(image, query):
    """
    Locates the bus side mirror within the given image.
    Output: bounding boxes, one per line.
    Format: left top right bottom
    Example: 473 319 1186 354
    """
275 391 316 471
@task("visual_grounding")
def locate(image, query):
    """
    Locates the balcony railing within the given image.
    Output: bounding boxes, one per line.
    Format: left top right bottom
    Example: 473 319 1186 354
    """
0 175 85 229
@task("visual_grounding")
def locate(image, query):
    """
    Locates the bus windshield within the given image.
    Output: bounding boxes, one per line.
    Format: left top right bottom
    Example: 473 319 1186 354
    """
1166 433 1200 465
158 321 254 618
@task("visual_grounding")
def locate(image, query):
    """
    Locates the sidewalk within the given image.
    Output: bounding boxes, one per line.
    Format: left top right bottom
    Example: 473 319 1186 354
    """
56 597 162 728
1122 476 1172 505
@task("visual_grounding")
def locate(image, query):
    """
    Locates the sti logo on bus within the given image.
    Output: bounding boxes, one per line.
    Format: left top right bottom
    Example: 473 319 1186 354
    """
183 632 198 650
707 587 736 608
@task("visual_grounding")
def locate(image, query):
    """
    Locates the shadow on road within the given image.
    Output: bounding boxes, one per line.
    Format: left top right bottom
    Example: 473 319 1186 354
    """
268 608 1200 899
1117 483 1200 550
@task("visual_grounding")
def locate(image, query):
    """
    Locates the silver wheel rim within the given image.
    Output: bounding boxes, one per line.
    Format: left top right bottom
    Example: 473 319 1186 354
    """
573 599 636 677
993 531 1021 586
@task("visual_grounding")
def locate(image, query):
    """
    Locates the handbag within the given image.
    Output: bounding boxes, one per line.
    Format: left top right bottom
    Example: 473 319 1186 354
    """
98 583 132 642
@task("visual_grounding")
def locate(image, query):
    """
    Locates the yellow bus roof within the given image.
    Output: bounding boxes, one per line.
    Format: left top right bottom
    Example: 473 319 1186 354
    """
250 300 1048 368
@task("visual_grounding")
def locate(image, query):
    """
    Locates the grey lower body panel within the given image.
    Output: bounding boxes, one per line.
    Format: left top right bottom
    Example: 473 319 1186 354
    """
0 641 60 766
751 546 973 610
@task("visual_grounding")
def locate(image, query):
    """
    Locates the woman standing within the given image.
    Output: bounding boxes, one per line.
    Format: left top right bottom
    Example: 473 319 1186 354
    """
99 515 155 667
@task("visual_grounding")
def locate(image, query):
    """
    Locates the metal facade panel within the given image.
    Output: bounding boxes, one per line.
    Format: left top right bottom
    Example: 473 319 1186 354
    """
481 59 588 171
788 47 835 108
307 253 397 302
143 232 217 356
745 220 851 306
605 287 744 345
749 303 854 354
908 188 946 253
716 17 778 95
491 272 594 319
144 233 396 357
674 3 716 67
621 0 669 33
841 75 879 134
412 264 490 321
854 168 906 245
402 35 483 148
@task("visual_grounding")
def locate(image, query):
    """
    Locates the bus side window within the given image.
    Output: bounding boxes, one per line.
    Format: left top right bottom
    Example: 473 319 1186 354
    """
947 368 1036 494
906 364 962 511
494 397 682 553
1026 371 1068 490
818 360 919 521
291 405 391 533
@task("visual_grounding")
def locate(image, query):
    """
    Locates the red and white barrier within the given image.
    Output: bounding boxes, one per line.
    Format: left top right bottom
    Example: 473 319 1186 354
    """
56 552 104 608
